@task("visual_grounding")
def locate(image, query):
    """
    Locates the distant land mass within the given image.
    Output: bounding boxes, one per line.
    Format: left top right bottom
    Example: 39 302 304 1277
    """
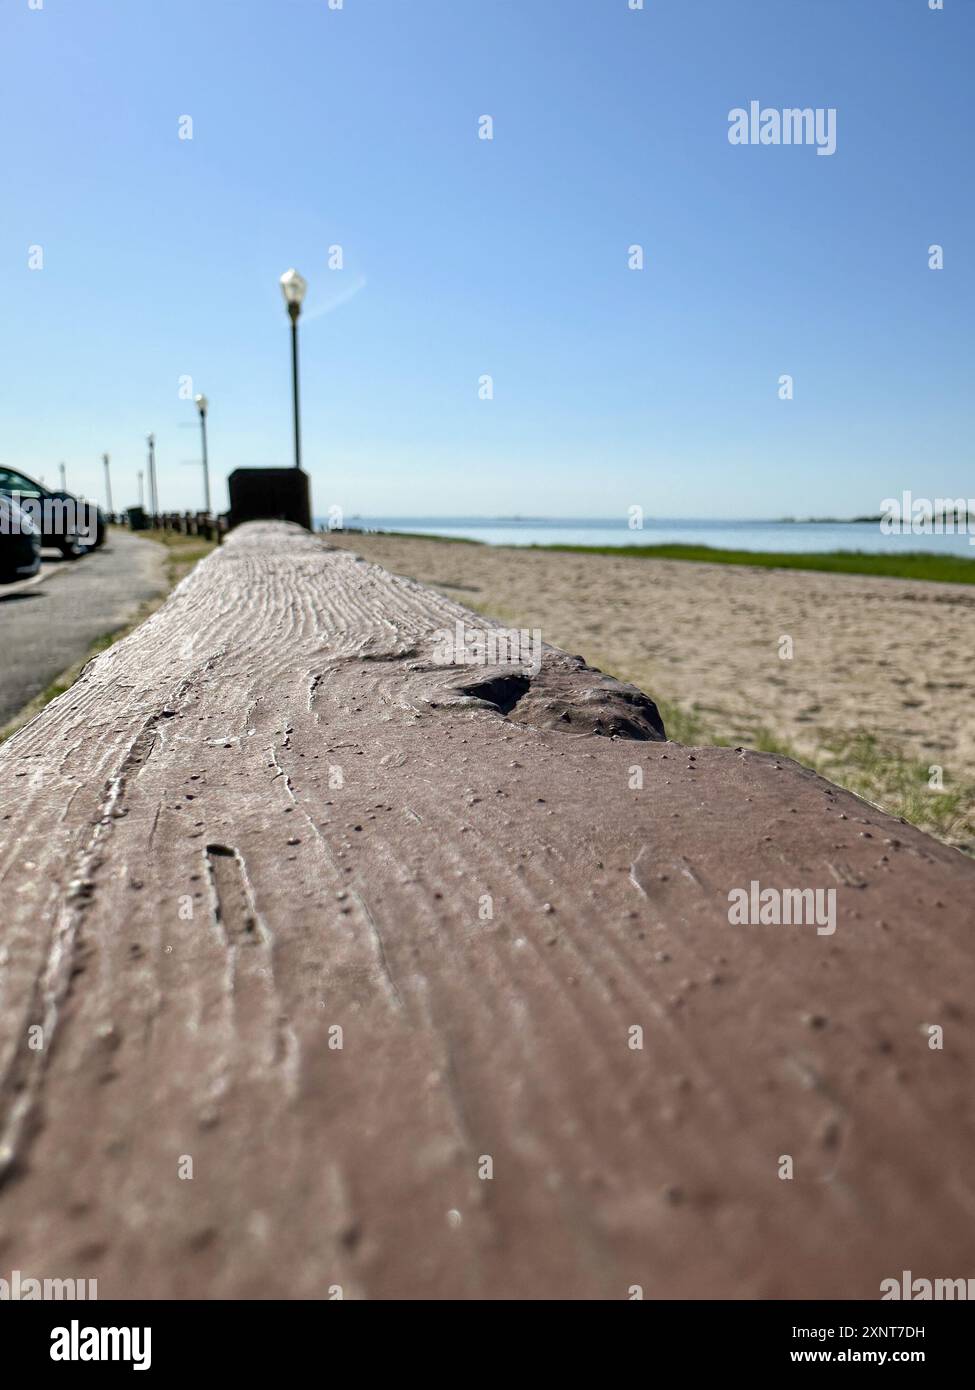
781 512 973 525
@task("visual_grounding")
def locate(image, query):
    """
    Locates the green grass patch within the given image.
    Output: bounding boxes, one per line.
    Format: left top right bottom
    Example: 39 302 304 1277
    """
528 543 975 585
136 527 218 584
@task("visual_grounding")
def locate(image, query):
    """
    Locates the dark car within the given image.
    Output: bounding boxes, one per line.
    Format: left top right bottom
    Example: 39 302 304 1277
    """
0 495 42 583
47 489 107 548
0 467 88 557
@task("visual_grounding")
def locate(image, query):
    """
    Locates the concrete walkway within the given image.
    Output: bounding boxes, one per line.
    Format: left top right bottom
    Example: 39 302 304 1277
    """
0 531 168 727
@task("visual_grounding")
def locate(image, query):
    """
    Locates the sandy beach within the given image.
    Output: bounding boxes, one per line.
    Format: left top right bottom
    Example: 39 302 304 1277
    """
327 533 975 850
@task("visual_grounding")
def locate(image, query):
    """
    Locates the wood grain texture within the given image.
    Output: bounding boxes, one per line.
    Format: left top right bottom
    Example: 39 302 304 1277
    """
0 522 972 1299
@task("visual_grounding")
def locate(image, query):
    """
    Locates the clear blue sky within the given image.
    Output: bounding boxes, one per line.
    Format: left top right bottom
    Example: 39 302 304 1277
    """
1 0 971 519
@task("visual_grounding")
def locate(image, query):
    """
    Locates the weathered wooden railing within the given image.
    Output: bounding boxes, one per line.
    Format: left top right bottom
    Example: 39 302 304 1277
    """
0 522 972 1298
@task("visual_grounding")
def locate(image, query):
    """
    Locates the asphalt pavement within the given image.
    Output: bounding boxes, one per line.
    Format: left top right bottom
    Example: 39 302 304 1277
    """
0 531 168 728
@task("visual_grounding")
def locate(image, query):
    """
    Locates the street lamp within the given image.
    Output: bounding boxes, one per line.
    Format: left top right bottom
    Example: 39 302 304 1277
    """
194 393 212 516
147 433 158 519
103 453 114 515
279 268 307 470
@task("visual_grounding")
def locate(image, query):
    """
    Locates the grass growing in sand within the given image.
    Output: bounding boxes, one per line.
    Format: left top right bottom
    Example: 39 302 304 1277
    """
138 527 219 584
336 529 975 584
460 591 974 854
651 696 973 852
531 543 975 586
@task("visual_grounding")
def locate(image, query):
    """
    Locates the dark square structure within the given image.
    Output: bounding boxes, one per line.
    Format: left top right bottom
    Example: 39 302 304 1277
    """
228 468 312 531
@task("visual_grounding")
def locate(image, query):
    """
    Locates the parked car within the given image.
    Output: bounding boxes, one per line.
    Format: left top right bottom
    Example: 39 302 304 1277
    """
47 489 106 548
0 495 42 583
0 467 87 557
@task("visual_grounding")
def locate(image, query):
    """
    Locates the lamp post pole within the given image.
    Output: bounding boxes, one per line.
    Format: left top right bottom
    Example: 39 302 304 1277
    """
194 394 212 515
103 453 114 516
279 269 307 470
147 434 158 519
137 470 144 509
289 306 301 470
59 462 67 491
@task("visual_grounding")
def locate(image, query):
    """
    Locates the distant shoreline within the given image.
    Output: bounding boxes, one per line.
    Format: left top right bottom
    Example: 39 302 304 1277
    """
331 528 975 586
333 513 973 528
780 514 975 525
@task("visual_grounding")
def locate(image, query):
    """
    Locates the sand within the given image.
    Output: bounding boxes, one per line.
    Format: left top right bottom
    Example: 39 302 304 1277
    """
326 533 975 843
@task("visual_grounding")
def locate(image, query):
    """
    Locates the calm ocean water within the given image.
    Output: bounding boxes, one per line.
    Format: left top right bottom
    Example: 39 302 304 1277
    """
318 517 975 557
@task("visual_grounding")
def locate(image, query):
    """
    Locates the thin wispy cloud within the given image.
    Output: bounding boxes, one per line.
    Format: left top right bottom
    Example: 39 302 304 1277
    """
301 274 368 325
